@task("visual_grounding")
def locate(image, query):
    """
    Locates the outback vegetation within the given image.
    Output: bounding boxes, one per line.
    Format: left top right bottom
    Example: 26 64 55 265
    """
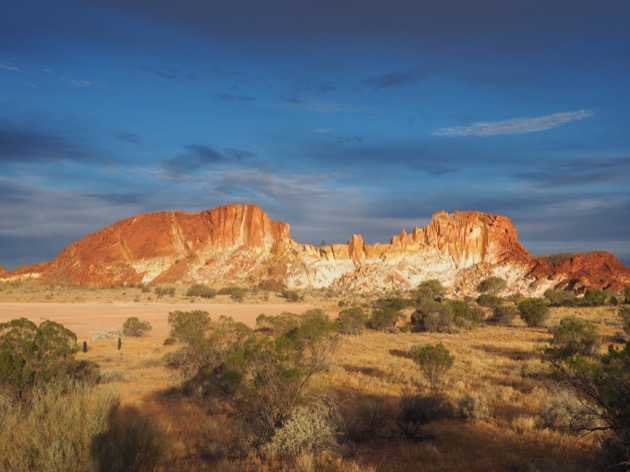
0 280 629 471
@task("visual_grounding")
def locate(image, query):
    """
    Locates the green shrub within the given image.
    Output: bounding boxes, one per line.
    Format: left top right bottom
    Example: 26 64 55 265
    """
410 300 454 332
547 316 600 358
154 286 175 298
374 297 414 311
255 312 301 336
413 279 445 301
448 300 485 329
518 298 550 327
555 342 630 468
410 343 455 390
335 307 367 335
544 289 578 307
489 304 519 325
476 294 504 308
218 286 248 301
163 337 176 346
583 288 607 306
185 284 217 298
367 307 400 331
122 317 152 337
0 318 84 399
477 276 507 295
167 310 211 345
281 289 301 302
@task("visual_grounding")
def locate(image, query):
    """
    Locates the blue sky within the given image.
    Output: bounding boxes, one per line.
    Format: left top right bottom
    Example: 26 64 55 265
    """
1 0 629 270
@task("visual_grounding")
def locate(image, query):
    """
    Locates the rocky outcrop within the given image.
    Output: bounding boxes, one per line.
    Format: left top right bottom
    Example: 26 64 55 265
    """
3 204 629 295
533 251 630 293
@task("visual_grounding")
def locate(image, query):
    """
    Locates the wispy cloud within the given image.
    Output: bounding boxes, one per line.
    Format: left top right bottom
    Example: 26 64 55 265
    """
61 77 108 90
0 63 24 73
432 109 595 137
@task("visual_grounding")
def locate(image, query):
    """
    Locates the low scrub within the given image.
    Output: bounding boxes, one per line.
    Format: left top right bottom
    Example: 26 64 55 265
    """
395 392 453 439
547 316 600 358
518 298 550 327
185 284 217 298
367 307 400 331
0 382 163 472
410 343 455 390
410 300 454 333
489 304 519 325
335 307 367 335
122 316 152 337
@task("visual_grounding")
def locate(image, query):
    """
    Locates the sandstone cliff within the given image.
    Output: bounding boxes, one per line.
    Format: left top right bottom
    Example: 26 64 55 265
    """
3 204 629 295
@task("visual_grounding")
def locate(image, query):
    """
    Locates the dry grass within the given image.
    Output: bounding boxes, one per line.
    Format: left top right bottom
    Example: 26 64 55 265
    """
2 283 625 470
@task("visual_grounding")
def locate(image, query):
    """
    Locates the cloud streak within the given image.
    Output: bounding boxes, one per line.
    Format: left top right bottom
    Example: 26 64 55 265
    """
432 109 595 137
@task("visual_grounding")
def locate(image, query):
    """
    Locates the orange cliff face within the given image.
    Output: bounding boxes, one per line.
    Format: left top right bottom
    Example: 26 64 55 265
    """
390 211 531 268
2 204 629 295
11 204 292 287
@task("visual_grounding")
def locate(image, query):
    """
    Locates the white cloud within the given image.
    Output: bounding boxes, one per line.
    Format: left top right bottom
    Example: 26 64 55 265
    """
0 63 24 73
432 109 595 137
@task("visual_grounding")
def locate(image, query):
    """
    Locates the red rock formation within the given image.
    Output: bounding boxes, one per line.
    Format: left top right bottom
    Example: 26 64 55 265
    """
8 204 291 286
391 211 530 268
3 204 628 294
533 251 630 292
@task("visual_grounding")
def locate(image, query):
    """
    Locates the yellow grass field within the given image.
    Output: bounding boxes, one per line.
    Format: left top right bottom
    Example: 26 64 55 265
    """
0 282 627 471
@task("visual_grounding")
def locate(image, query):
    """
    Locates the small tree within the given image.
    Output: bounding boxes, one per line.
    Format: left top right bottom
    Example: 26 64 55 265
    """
413 279 445 301
410 300 454 332
477 276 507 295
367 308 400 331
0 318 87 400
557 342 630 468
410 343 455 390
122 317 152 337
167 310 211 345
518 298 550 327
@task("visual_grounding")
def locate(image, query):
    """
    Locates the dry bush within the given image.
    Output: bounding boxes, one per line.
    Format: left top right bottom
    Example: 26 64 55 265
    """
90 326 123 340
0 382 115 472
262 399 339 459
395 392 453 439
453 391 490 420
538 389 589 430
343 395 394 442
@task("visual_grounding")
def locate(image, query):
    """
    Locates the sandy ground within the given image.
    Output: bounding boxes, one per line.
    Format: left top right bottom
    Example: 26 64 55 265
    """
0 302 317 340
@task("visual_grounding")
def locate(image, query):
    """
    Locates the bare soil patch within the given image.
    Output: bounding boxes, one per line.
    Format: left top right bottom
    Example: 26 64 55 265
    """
0 302 317 339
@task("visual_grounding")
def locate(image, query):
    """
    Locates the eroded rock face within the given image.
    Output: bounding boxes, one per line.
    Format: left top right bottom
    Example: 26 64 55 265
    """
3 204 629 295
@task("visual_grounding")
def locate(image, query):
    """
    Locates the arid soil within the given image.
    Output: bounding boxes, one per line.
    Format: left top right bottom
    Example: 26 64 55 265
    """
0 302 316 339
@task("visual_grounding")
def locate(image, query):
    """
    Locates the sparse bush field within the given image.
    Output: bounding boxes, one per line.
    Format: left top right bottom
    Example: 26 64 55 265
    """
1 285 628 471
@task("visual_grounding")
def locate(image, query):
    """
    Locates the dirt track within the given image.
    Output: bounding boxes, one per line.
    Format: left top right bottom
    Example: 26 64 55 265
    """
0 302 316 339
